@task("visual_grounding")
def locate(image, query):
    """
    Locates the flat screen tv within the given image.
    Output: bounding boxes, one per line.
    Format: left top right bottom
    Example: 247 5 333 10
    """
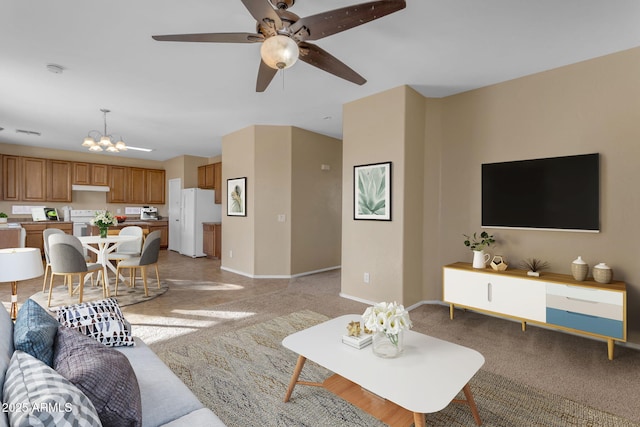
482 153 600 232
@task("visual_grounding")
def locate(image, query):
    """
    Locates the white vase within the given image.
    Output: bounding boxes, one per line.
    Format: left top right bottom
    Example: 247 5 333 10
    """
472 250 490 269
372 330 404 358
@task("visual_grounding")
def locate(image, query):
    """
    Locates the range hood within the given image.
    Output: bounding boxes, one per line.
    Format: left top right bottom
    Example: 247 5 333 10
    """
72 185 110 192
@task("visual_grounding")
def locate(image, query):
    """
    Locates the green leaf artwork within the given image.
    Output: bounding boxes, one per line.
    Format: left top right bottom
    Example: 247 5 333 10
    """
354 162 391 220
358 167 386 215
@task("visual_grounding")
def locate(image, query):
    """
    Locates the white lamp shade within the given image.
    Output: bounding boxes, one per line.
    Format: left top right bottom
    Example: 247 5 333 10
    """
99 136 112 146
89 144 103 152
82 137 96 147
260 35 299 70
0 248 44 282
115 140 127 150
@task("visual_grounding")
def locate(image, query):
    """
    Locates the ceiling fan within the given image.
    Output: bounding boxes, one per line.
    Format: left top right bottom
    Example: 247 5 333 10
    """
152 0 406 92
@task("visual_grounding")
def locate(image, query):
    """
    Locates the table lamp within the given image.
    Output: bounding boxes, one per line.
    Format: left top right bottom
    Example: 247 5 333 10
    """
0 248 44 319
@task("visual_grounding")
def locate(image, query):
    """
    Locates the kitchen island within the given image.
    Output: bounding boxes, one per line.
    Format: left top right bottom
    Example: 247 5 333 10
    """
3 219 73 255
0 224 22 249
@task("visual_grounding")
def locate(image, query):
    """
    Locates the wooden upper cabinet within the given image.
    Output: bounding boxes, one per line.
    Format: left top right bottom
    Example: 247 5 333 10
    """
198 164 215 189
213 162 221 204
146 169 165 205
47 160 72 202
107 165 128 203
21 157 47 201
2 155 20 201
128 168 147 204
73 162 109 186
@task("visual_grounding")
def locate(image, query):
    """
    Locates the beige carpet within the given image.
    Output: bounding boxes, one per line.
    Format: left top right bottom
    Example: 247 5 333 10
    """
29 278 168 311
152 310 640 427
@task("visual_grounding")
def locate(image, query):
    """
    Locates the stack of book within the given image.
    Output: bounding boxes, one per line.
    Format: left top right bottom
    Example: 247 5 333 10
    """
342 333 372 349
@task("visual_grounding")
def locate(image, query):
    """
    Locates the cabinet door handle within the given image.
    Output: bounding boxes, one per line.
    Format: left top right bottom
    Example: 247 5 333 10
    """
487 282 492 302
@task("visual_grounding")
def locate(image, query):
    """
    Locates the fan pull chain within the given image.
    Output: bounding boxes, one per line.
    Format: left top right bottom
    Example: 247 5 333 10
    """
281 69 285 90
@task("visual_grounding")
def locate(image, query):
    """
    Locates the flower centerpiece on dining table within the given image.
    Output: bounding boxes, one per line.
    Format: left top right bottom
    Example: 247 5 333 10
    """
90 210 118 238
362 301 413 358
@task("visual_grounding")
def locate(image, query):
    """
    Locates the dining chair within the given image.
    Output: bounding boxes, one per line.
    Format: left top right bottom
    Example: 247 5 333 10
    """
47 234 103 306
107 226 144 266
115 230 161 297
42 228 65 292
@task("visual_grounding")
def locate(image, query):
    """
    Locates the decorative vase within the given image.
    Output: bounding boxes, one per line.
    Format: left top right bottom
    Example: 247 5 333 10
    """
593 263 612 284
99 227 108 238
571 256 589 281
472 250 490 269
372 330 404 358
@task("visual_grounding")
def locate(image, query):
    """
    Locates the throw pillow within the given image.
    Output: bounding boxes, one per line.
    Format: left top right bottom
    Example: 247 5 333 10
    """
53 326 142 427
2 350 102 427
56 298 134 347
13 298 60 366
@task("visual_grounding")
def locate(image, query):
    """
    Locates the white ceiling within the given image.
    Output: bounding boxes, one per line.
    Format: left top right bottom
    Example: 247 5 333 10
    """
2 1 640 161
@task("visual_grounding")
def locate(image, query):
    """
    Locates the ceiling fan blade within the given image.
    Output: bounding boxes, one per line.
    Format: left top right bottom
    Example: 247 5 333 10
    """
298 42 366 86
256 59 278 92
152 32 264 43
241 0 282 28
290 0 406 41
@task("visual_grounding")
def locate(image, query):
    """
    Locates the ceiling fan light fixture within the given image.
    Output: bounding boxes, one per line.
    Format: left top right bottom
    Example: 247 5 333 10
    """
261 35 299 70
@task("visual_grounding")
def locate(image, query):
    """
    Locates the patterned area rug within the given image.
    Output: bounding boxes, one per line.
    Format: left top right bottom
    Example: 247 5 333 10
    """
152 310 639 427
29 278 168 312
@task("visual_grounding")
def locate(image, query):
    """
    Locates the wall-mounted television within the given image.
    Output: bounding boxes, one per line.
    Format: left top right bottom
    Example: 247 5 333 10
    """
482 153 600 232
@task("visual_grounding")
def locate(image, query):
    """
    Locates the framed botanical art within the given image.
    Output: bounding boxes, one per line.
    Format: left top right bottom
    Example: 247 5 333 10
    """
227 177 247 216
353 162 392 221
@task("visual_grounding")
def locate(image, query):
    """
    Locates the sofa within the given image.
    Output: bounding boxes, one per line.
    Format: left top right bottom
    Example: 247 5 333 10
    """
0 298 226 427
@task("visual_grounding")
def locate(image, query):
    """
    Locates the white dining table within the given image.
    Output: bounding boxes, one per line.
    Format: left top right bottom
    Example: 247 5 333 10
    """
78 235 138 295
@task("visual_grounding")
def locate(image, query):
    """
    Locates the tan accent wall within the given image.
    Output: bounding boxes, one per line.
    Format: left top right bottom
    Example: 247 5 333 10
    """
436 46 640 331
291 127 342 275
221 125 342 277
342 86 423 304
221 126 256 275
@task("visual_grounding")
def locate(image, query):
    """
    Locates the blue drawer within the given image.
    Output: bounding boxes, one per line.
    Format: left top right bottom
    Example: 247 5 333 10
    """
546 308 623 339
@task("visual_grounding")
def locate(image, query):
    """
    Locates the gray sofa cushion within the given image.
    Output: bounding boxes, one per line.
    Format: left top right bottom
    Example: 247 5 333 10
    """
116 338 206 427
13 298 59 367
3 350 102 427
160 408 226 427
54 327 142 427
0 304 14 427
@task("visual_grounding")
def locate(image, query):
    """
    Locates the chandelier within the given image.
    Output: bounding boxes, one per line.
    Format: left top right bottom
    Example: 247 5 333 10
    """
82 109 127 153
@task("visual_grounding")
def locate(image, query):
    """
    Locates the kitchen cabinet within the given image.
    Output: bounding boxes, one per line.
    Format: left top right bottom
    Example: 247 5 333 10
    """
2 155 20 201
0 228 21 249
197 162 222 204
148 221 168 248
128 168 146 204
21 157 47 202
22 222 72 256
73 162 109 186
202 222 221 259
47 160 72 202
145 169 166 205
107 165 128 203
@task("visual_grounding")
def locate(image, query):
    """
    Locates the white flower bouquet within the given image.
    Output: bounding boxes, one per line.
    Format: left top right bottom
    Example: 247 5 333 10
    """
90 210 118 228
362 301 412 348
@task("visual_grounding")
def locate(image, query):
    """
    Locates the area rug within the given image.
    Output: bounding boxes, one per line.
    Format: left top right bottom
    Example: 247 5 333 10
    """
152 310 639 427
29 278 168 311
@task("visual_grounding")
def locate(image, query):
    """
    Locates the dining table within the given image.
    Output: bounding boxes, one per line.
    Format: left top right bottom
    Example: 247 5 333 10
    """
78 235 138 296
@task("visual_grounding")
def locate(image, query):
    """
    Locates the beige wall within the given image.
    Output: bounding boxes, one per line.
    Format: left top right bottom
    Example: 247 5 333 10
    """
342 86 420 304
291 127 342 275
220 125 342 277
221 126 256 275
436 46 640 331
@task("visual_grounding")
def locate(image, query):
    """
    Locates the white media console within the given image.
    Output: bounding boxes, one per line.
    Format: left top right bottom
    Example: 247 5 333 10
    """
443 262 627 360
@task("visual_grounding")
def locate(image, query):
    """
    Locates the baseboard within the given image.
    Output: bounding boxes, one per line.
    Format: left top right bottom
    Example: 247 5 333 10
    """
220 265 341 279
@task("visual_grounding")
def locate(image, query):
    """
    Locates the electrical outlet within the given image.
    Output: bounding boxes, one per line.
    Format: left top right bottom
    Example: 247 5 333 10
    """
116 208 122 214
229 250 233 258
364 272 370 284
277 214 286 222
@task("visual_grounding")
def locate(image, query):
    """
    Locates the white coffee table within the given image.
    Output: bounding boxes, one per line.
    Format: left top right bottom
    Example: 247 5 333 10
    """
282 314 485 427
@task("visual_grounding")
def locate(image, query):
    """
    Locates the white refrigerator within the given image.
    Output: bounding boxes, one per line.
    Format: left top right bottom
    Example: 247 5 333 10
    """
179 188 221 257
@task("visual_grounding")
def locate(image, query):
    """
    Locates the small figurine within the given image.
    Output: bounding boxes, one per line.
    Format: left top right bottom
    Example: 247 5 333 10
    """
347 321 361 337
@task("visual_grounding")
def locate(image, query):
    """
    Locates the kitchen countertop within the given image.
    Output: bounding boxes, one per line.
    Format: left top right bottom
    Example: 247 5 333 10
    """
6 219 73 225
202 222 222 225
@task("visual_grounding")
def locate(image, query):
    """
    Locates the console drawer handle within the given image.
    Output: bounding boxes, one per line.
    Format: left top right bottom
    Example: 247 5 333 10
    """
487 282 492 302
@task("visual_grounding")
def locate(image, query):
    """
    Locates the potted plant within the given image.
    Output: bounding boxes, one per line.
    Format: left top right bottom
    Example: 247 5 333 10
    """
463 231 495 269
520 258 550 277
0 212 7 224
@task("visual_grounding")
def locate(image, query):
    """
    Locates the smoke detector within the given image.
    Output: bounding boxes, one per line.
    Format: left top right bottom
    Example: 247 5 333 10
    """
46 64 64 74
